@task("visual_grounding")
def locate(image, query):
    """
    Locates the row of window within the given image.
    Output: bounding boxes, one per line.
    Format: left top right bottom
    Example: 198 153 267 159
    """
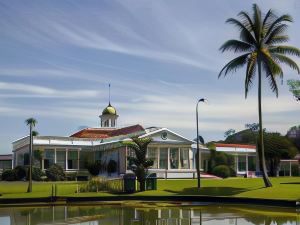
128 147 191 170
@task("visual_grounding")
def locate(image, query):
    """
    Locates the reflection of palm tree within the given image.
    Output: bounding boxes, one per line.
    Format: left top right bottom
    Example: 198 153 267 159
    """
219 4 300 187
25 118 37 193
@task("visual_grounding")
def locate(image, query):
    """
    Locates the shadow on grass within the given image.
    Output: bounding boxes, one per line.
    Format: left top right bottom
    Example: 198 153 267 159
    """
164 186 264 196
280 182 300 185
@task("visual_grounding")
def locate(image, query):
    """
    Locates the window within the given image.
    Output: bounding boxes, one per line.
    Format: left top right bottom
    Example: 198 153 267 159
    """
68 150 78 170
0 160 12 169
111 119 115 127
95 151 102 161
127 148 136 170
180 148 190 169
238 155 246 172
24 153 29 166
147 148 158 168
170 148 179 169
56 150 66 170
248 156 256 171
44 149 55 169
159 148 168 169
104 120 109 127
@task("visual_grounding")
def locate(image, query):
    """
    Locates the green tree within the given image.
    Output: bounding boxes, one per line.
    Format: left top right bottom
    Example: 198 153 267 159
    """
219 4 300 187
224 129 236 138
287 79 300 101
25 118 37 193
123 137 153 192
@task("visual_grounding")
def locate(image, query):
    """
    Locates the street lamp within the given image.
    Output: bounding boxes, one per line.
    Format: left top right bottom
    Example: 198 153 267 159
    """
196 98 208 188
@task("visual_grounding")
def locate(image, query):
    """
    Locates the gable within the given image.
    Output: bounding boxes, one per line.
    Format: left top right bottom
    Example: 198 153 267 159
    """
139 128 193 144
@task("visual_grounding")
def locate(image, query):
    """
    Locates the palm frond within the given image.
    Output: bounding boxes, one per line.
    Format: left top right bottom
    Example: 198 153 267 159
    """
245 52 257 97
219 39 253 53
219 53 250 78
272 53 300 74
262 59 279 97
25 118 37 126
238 11 254 31
226 18 256 44
264 24 288 44
265 35 289 45
265 14 293 38
252 4 262 42
262 9 277 28
269 46 300 57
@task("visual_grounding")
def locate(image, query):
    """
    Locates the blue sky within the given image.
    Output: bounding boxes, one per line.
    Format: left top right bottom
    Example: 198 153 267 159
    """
1 0 300 154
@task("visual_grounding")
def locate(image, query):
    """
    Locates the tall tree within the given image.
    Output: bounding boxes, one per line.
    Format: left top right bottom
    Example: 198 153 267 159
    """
219 4 300 187
123 137 153 192
25 118 37 193
287 79 300 101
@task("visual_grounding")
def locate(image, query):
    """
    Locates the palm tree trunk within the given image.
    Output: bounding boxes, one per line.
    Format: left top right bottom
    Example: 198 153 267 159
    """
257 58 272 187
27 124 33 193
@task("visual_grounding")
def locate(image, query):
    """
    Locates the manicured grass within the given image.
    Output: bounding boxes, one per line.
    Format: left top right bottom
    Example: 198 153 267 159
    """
1 177 300 200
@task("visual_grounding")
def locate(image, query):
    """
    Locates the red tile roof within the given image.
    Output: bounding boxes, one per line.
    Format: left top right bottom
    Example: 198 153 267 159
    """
70 124 145 138
0 154 13 161
215 143 256 149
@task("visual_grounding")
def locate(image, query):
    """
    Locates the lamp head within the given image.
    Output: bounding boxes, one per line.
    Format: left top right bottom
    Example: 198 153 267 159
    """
198 98 208 103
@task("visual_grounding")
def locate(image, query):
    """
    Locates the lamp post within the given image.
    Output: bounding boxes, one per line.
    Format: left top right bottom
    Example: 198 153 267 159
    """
196 98 207 188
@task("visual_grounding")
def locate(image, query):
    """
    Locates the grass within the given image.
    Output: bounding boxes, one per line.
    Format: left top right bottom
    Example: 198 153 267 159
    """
0 177 300 201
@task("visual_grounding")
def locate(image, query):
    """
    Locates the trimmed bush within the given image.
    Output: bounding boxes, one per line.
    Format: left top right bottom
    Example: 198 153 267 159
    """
1 169 16 181
45 164 65 181
28 167 45 181
85 161 102 176
107 160 117 174
14 166 27 180
212 165 230 178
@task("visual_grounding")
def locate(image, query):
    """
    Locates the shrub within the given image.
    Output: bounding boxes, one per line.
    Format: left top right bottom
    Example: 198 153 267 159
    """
107 160 117 174
14 166 27 180
211 165 230 178
29 167 45 181
45 164 65 181
1 169 16 181
79 176 108 192
85 161 102 176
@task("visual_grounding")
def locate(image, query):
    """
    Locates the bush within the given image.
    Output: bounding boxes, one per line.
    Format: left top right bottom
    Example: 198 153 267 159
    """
85 161 102 176
79 176 108 192
211 165 230 178
29 167 45 181
107 160 117 174
14 166 27 180
45 164 65 181
1 169 16 181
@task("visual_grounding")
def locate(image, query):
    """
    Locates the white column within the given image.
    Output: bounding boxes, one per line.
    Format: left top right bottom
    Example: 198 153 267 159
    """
157 147 160 169
246 154 248 175
65 149 68 171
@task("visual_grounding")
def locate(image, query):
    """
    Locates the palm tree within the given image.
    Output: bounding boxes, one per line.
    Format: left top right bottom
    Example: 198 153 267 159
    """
219 4 300 187
123 137 153 191
25 118 37 193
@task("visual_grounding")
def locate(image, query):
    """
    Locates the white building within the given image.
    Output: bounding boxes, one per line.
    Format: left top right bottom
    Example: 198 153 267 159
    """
12 102 206 178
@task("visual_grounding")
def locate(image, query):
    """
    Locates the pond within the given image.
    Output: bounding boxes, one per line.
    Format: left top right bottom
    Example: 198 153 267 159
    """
0 203 299 225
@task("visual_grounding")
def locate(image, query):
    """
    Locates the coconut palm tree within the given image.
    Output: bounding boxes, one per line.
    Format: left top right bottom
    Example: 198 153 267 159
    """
25 118 37 193
123 137 153 191
219 4 300 187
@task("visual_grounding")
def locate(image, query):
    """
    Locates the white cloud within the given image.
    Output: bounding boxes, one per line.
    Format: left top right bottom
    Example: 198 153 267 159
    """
0 82 101 98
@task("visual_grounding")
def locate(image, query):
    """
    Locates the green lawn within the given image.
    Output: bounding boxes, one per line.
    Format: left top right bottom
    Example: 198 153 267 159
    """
1 177 300 200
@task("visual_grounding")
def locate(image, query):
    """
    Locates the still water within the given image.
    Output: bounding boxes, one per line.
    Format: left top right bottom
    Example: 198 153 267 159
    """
0 203 299 225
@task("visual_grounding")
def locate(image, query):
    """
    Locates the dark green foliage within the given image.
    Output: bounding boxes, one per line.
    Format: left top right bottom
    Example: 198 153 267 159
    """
212 165 230 178
123 137 153 191
107 160 117 174
1 169 16 181
85 161 102 176
27 167 45 181
45 164 65 181
287 79 300 100
224 129 235 138
14 166 26 180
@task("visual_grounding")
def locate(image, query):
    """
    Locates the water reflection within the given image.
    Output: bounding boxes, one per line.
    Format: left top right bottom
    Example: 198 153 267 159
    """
0 204 298 225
